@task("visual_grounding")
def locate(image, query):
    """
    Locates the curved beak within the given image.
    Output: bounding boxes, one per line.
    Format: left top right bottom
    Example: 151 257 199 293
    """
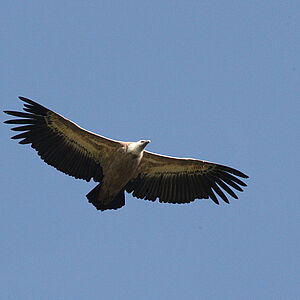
141 140 151 150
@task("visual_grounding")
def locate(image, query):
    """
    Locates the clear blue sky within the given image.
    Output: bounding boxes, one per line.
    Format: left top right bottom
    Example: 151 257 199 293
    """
1 1 299 299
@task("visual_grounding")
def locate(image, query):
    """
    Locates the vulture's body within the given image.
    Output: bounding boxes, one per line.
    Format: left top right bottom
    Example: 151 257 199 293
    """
87 141 148 210
4 97 248 211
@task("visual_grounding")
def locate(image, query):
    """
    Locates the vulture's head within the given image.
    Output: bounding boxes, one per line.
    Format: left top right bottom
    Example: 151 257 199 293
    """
138 139 151 150
128 140 151 154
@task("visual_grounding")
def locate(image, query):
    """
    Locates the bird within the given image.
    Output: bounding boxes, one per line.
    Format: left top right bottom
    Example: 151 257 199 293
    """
4 96 248 211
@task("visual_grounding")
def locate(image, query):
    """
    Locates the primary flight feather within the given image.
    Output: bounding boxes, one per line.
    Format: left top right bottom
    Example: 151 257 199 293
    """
4 97 248 211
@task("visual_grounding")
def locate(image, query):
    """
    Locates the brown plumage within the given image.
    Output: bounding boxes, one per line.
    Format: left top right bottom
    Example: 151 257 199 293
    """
4 96 248 211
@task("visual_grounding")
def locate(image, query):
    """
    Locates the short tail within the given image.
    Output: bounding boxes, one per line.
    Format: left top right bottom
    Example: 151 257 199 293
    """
86 183 125 211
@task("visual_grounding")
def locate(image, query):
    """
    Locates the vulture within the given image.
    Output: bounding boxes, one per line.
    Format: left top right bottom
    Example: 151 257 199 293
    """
4 97 248 211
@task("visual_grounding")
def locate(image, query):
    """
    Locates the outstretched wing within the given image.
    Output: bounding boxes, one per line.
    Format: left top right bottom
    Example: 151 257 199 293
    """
4 96 121 182
126 151 248 205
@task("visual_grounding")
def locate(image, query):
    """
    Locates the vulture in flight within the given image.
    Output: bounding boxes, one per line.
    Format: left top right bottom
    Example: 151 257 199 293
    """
4 97 248 211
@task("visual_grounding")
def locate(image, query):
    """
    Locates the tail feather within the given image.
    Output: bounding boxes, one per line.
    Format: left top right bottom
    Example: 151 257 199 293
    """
86 183 125 211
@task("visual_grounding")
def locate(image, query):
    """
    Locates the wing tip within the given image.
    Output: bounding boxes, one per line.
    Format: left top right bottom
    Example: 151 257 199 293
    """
18 96 28 101
218 164 249 179
18 96 42 108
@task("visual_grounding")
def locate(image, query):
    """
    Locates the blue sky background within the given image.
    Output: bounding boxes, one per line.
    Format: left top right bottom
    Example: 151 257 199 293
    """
1 1 299 299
